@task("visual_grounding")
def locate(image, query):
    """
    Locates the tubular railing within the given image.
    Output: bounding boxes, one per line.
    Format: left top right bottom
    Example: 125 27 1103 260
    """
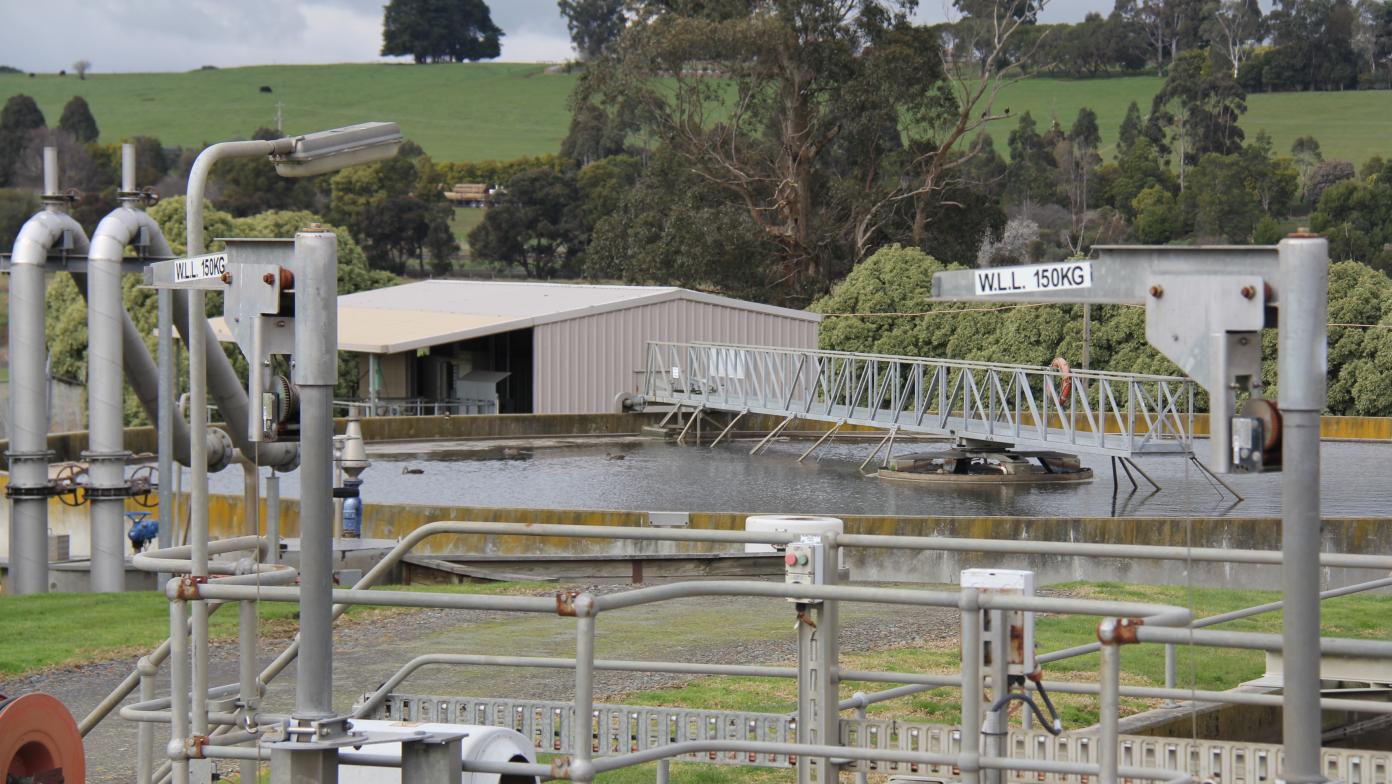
643 341 1197 457
103 521 1392 784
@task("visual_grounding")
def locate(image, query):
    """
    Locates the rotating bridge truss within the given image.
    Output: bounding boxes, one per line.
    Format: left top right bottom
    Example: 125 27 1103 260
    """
643 342 1196 459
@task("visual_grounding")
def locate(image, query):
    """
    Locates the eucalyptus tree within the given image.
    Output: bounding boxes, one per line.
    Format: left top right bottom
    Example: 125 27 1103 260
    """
580 0 1047 300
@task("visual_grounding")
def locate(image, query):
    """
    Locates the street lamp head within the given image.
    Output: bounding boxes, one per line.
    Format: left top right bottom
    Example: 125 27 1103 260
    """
270 121 403 178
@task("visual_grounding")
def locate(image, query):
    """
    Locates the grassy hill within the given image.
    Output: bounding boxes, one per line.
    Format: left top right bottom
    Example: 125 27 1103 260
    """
995 75 1390 164
0 63 578 163
2 64 1388 165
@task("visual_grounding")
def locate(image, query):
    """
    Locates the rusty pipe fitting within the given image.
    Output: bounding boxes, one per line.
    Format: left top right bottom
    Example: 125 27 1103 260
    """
1096 617 1144 646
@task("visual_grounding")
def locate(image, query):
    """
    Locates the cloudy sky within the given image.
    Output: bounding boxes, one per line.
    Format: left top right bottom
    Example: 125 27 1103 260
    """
1 0 1112 74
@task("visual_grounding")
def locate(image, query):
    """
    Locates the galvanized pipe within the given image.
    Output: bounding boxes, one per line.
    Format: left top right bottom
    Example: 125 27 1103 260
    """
354 654 798 719
836 532 1392 571
157 281 175 580
291 228 339 721
1136 625 1392 657
136 656 157 784
180 138 299 471
237 462 259 784
6 147 90 594
1100 642 1120 784
574 607 597 784
588 738 1184 781
168 593 190 784
266 474 280 564
194 582 556 612
85 145 143 592
960 589 982 784
1276 234 1329 784
196 745 555 780
1038 574 1392 666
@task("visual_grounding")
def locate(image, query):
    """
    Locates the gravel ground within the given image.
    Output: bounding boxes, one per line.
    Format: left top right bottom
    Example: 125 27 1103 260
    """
2 581 964 783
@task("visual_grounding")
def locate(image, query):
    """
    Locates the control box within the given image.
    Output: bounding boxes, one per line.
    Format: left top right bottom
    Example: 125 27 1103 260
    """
1231 416 1265 472
961 568 1036 676
784 535 828 602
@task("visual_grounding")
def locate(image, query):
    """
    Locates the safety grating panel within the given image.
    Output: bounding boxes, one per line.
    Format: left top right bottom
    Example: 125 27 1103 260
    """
365 694 1392 782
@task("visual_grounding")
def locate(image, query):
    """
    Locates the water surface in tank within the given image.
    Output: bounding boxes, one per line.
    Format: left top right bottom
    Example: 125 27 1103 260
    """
205 438 1391 518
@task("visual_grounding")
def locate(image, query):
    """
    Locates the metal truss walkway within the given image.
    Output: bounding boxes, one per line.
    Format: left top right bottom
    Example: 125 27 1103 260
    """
642 342 1196 459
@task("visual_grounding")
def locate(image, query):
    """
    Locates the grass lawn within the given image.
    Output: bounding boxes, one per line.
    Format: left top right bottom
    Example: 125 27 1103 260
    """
615 581 1392 729
449 205 487 250
3 66 1388 166
0 581 548 678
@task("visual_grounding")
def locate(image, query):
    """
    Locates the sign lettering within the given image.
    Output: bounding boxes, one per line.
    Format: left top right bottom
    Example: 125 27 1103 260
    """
173 253 228 283
973 261 1092 296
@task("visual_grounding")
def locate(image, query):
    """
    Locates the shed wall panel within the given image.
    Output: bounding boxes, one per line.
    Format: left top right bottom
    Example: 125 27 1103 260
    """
533 298 818 414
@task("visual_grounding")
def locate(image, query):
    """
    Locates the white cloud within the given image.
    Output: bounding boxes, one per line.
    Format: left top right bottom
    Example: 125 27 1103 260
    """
0 0 1121 74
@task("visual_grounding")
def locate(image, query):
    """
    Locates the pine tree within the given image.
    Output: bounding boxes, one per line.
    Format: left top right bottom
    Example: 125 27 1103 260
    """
58 96 99 144
0 94 46 186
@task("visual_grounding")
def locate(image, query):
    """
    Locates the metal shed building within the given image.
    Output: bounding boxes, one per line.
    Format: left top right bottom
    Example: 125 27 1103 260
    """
327 280 821 415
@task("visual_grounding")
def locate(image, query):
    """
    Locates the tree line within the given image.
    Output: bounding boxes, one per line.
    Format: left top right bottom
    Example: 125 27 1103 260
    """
466 0 1391 305
0 95 458 277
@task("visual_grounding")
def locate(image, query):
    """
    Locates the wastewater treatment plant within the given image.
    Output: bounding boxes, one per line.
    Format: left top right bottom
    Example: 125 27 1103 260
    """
2 127 1391 784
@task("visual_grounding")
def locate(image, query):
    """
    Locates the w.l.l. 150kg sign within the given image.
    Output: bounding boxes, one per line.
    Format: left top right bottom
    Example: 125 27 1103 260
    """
974 261 1093 295
144 252 233 290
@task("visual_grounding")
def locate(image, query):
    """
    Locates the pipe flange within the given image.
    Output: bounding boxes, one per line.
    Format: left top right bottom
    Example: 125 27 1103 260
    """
80 449 132 464
84 486 138 499
3 449 56 461
207 427 235 473
4 483 63 499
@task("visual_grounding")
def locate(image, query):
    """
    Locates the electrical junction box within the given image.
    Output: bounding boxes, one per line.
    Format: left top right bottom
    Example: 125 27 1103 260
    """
784 535 828 602
961 568 1036 676
1231 416 1265 472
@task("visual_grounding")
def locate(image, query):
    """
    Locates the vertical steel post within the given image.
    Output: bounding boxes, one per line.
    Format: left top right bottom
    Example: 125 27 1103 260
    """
239 459 260 784
170 594 191 784
1100 641 1120 784
1277 235 1329 784
266 474 281 565
854 700 869 784
292 227 339 720
960 589 982 784
187 277 211 761
401 735 463 782
814 537 841 784
796 603 816 784
574 612 596 784
1163 644 1178 708
983 609 1008 784
137 656 157 784
157 284 175 585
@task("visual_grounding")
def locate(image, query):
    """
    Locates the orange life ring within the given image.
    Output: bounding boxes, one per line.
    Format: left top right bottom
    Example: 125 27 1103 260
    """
1049 357 1072 405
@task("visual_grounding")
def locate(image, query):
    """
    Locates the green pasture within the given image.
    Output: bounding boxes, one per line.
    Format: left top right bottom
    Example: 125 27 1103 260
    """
3 65 1388 165
0 63 577 163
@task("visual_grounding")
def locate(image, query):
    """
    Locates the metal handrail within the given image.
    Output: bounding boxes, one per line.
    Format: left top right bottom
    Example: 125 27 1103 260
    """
642 341 1196 457
105 521 1392 784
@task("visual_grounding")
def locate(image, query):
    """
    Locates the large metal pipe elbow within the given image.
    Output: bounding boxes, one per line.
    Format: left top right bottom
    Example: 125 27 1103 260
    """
74 209 234 472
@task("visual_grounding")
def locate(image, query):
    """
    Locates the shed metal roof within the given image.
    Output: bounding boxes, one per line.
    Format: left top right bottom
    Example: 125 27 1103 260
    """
211 280 820 355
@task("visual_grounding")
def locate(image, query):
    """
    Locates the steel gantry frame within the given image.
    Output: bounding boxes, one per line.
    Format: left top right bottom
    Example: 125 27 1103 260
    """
83 520 1392 784
642 342 1196 459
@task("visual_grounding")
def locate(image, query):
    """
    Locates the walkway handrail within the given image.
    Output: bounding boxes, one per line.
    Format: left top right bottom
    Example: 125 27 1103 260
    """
643 340 1196 458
